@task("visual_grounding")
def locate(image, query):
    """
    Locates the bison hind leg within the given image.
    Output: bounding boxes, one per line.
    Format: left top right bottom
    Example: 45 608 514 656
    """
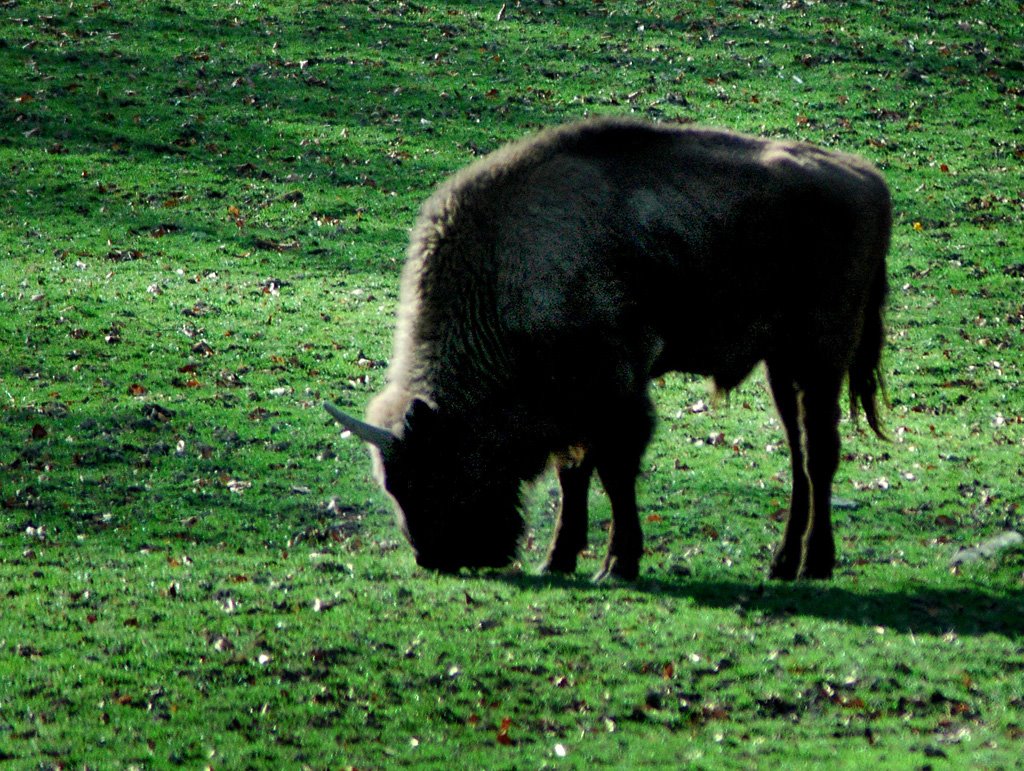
768 362 843 580
794 379 842 580
767 364 808 581
767 364 843 581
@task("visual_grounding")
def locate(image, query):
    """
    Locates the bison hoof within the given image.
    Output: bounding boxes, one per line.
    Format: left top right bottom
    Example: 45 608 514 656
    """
538 556 578 575
797 562 834 581
768 552 800 582
593 555 639 583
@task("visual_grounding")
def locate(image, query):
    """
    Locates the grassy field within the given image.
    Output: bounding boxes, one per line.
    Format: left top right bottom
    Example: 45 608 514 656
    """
1 0 1023 767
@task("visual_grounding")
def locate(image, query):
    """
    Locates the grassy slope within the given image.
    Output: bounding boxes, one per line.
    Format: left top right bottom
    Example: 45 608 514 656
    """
1 0 1022 767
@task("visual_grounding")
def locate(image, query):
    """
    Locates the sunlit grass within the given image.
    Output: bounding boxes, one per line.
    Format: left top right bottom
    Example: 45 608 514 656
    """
1 0 1022 766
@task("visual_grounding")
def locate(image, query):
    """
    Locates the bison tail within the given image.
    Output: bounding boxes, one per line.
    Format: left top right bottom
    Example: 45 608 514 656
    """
848 263 889 440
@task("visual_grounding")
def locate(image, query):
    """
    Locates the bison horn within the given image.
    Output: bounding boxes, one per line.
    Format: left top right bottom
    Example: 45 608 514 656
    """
324 401 397 452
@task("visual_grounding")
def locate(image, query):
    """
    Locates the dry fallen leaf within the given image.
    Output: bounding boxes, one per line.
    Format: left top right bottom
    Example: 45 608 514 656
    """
496 717 513 746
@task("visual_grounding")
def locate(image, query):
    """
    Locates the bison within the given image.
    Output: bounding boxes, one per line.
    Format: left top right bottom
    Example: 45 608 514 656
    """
327 116 890 581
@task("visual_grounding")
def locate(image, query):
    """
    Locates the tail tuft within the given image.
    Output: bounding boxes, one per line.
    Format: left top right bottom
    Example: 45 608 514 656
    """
849 263 889 440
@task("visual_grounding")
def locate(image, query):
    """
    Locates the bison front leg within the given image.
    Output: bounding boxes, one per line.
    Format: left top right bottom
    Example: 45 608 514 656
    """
541 457 595 575
592 398 654 582
593 464 643 581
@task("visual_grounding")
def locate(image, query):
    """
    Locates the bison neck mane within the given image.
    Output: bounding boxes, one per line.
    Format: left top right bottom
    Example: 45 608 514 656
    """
388 191 517 414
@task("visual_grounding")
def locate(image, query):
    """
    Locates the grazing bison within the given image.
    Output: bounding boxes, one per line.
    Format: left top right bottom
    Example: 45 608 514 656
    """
327 117 890 581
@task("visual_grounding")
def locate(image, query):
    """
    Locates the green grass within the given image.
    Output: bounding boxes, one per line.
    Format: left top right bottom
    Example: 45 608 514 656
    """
2 0 1023 767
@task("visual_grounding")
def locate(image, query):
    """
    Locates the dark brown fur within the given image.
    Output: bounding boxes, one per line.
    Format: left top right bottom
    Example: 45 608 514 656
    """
350 117 890 580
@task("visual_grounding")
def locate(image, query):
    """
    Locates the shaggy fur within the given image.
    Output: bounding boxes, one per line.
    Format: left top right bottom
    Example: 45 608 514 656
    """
353 117 890 580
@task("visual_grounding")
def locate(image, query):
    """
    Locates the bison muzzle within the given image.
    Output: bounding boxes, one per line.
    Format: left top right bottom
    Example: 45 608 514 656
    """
328 117 890 581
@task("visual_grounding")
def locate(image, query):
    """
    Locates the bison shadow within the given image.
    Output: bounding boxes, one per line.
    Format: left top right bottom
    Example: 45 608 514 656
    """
504 572 1024 639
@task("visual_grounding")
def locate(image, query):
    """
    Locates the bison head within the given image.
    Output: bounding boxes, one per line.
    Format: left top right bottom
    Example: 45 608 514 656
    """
326 399 526 572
